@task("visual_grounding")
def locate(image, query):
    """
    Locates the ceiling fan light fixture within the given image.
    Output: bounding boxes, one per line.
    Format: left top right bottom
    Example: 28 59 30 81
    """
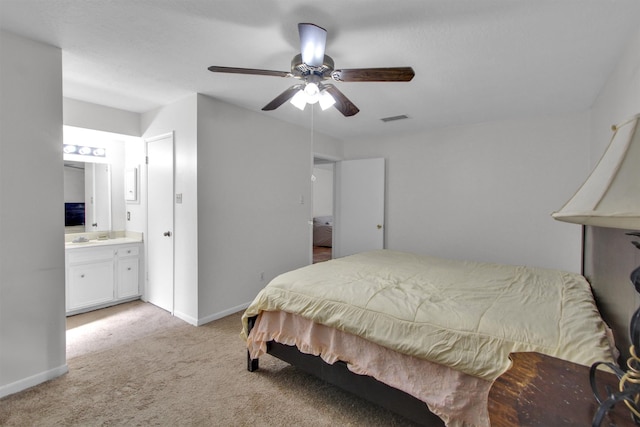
319 90 336 110
290 89 307 110
304 82 320 104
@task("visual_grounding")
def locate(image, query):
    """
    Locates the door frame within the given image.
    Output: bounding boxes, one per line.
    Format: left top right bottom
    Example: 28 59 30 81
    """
144 131 175 314
312 154 341 264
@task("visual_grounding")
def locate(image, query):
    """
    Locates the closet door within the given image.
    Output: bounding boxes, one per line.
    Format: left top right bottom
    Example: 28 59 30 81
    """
333 158 385 258
146 132 174 314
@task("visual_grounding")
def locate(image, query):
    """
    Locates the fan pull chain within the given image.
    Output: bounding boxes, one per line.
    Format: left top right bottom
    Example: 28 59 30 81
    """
310 102 314 150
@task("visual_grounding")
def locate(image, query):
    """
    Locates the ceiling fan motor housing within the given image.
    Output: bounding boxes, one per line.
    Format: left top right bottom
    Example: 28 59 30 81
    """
291 54 335 82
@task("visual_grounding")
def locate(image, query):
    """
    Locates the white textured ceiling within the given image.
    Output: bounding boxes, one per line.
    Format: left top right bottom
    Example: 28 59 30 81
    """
1 0 639 140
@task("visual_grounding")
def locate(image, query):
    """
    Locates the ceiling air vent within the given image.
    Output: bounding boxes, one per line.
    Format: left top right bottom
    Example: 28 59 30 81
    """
380 114 409 123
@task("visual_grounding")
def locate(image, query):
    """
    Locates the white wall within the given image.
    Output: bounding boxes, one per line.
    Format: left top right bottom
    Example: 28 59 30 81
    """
141 95 198 324
313 135 343 161
64 98 141 137
196 95 339 323
585 25 640 358
343 113 590 272
0 31 67 397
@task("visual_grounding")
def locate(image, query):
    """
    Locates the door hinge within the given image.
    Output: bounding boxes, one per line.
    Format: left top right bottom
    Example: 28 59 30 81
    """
145 156 149 164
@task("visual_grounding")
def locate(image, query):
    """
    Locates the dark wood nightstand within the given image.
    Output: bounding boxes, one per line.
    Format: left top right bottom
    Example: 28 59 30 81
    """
488 352 636 426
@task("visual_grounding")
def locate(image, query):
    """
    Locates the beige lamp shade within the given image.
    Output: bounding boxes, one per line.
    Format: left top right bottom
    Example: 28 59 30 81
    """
552 113 640 231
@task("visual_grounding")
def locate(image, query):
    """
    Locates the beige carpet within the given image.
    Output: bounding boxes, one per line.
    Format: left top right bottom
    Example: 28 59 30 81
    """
0 300 420 426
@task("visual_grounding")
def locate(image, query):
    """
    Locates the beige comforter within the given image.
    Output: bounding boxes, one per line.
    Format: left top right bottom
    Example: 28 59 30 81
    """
242 250 615 381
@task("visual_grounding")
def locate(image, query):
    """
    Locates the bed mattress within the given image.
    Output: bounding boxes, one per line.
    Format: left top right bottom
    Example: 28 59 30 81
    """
242 250 615 381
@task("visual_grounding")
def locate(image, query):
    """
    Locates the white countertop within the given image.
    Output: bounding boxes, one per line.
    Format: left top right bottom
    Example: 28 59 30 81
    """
65 237 143 249
65 230 143 249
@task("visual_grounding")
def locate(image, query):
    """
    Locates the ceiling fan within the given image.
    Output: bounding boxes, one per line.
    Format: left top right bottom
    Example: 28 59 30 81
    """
208 23 415 117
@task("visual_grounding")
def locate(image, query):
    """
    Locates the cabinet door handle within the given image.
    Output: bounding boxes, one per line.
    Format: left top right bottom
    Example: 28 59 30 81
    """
127 267 132 271
80 274 85 278
163 231 172 237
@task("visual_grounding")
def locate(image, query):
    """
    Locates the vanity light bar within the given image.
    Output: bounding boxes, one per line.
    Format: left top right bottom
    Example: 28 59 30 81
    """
63 144 106 157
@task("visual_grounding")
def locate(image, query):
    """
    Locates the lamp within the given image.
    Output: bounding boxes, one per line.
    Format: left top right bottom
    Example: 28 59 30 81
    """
552 113 640 426
289 82 336 111
552 113 640 229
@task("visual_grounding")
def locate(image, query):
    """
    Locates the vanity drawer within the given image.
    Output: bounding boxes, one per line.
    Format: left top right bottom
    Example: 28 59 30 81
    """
117 245 140 258
67 247 115 264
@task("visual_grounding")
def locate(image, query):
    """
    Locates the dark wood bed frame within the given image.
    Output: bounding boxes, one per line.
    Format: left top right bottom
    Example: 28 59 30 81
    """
247 316 445 426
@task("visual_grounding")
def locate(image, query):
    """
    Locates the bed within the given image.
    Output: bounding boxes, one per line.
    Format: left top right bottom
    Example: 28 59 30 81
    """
312 215 333 247
241 250 617 426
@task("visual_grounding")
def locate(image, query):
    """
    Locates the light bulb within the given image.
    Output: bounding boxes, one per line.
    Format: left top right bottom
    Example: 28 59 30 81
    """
63 144 78 154
319 90 336 110
290 90 307 110
304 83 320 104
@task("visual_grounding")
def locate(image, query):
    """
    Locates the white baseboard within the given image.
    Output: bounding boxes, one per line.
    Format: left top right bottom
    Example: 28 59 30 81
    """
162 302 251 327
173 310 198 326
197 302 251 326
0 364 68 399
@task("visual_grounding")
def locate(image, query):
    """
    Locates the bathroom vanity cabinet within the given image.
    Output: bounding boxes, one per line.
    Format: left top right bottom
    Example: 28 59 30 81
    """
65 241 142 315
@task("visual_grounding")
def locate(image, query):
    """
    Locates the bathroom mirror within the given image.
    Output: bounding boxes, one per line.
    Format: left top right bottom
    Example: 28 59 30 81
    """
63 161 112 233
63 125 133 235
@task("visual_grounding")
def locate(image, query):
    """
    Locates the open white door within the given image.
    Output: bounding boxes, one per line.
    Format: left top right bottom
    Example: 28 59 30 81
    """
146 133 174 314
84 163 111 232
333 158 385 258
92 163 111 231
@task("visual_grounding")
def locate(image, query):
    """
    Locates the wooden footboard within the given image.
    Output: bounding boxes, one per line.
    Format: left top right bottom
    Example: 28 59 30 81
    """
246 316 444 426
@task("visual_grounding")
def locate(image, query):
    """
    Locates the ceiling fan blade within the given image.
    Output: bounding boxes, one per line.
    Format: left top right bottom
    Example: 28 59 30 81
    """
331 67 415 82
208 66 291 78
262 85 303 111
323 85 359 117
298 23 327 67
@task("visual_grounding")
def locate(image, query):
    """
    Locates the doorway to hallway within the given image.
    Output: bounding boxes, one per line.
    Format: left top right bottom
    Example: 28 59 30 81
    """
312 159 334 263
